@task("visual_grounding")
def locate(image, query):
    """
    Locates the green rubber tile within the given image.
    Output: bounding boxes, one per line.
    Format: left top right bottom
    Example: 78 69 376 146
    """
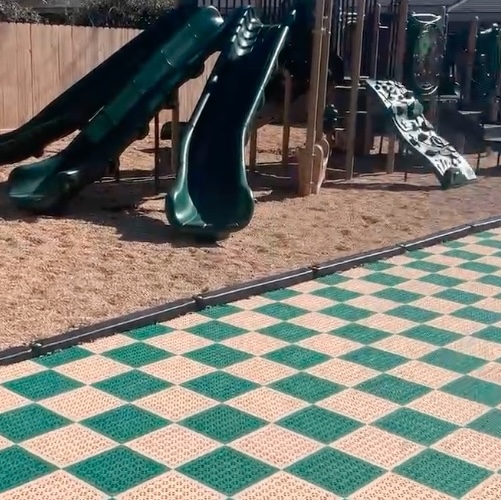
104 343 171 368
410 249 437 258
386 305 439 323
181 405 265 443
3 370 82 401
312 286 360 302
418 273 463 288
183 372 257 402
375 408 457 445
420 348 485 374
68 446 166 496
265 345 329 370
475 231 497 238
469 409 501 439
364 261 394 271
270 373 343 403
255 303 306 321
443 376 501 406
459 261 499 274
126 324 173 341
443 249 483 261
186 344 250 369
35 346 92 368
434 288 483 305
262 288 300 301
341 346 407 371
187 321 246 342
179 447 275 497
402 325 461 346
287 448 384 497
82 405 168 443
404 260 447 273
0 404 69 442
356 374 430 405
316 274 349 286
477 274 501 288
444 239 467 248
0 446 54 493
373 288 423 304
259 322 317 343
475 238 501 249
278 406 361 444
361 272 407 286
320 304 372 322
200 304 242 319
474 327 501 344
331 324 390 344
94 370 170 401
395 449 491 498
453 306 501 325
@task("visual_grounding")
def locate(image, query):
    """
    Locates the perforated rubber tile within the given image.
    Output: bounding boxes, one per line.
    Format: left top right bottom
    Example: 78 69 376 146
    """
1 229 501 498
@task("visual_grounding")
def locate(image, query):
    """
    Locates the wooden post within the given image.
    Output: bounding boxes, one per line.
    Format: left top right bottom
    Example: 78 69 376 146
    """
299 0 327 196
171 89 180 174
370 3 381 78
344 0 366 179
315 0 334 140
282 70 292 168
464 17 479 105
490 28 501 122
365 3 381 154
249 126 258 171
154 113 160 193
386 0 408 174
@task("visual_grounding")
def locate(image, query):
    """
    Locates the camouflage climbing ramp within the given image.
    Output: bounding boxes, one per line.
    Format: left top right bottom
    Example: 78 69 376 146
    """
366 79 477 189
1 230 501 499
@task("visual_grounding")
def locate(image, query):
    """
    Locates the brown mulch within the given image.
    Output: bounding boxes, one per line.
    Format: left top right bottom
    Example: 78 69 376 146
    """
0 125 499 349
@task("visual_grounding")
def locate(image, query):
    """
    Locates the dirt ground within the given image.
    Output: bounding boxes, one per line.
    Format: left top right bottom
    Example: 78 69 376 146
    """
0 124 500 349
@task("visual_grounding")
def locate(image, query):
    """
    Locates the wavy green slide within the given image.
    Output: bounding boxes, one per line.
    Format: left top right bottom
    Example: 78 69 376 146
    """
165 7 295 238
0 8 198 166
8 7 225 213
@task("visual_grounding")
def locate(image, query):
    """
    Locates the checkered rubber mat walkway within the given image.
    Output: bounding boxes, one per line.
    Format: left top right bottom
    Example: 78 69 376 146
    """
1 231 501 499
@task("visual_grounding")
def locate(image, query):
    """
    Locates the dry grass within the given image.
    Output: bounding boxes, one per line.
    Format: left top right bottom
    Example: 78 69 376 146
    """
0 124 500 349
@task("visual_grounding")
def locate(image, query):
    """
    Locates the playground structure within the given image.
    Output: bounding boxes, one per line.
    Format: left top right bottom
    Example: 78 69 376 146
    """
0 0 499 238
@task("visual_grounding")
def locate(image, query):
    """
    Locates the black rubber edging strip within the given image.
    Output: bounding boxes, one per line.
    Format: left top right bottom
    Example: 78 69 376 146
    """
4 216 501 366
470 216 501 233
311 245 405 277
0 298 196 366
399 224 472 251
197 267 314 308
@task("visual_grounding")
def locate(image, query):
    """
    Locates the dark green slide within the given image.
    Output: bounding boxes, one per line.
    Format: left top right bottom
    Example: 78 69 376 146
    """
0 7 196 165
165 7 295 239
7 7 225 213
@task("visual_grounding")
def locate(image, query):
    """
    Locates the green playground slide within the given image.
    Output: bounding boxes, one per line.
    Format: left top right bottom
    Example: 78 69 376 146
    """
7 6 225 213
0 7 196 166
165 7 295 238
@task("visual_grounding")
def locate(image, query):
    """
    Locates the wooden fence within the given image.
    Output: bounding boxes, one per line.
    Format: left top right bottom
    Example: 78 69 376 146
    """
0 22 217 130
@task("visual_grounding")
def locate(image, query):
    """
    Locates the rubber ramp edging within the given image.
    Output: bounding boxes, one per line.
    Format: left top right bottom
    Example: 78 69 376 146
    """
2 216 501 365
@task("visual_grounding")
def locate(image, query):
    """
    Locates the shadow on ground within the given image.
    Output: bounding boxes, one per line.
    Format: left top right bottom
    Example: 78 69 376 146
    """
0 151 455 244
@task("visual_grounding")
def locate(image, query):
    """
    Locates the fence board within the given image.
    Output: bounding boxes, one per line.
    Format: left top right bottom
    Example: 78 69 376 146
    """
0 22 219 131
